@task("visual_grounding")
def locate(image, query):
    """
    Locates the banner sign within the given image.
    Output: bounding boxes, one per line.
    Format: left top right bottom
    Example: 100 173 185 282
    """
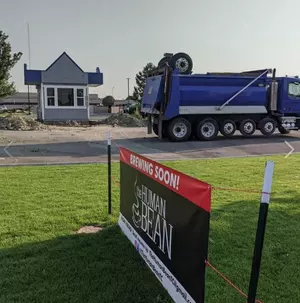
118 147 212 303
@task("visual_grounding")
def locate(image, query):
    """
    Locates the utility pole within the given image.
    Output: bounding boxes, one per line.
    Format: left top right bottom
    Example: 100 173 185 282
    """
126 78 130 105
126 78 130 97
27 22 32 114
27 22 31 69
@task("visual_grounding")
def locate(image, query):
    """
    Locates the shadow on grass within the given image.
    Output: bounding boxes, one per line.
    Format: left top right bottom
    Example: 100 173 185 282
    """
206 192 300 303
1 193 299 303
0 226 171 303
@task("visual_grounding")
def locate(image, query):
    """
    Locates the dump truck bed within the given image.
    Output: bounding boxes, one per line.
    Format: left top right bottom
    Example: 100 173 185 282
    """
141 72 271 119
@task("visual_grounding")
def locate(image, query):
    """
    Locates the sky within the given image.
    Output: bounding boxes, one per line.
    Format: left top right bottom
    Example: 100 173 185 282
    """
1 0 300 99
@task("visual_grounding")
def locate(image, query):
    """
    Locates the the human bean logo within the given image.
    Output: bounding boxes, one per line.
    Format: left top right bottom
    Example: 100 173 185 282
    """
132 178 173 260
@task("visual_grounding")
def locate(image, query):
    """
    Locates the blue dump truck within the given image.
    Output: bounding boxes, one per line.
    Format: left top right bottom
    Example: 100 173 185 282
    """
141 52 300 141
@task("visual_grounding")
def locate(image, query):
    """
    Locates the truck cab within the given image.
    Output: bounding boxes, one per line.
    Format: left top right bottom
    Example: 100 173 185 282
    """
277 77 300 115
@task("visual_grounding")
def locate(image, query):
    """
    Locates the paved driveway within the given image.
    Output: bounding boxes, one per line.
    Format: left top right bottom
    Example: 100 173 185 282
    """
0 126 299 166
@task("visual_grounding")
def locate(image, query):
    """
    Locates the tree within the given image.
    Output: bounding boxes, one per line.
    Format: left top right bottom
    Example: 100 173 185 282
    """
0 31 22 98
132 62 156 102
102 95 115 113
126 95 134 100
102 95 115 107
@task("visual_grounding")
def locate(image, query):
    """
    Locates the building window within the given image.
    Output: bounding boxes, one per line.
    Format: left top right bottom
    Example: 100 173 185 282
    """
47 87 55 106
44 86 86 108
76 88 85 106
58 88 74 107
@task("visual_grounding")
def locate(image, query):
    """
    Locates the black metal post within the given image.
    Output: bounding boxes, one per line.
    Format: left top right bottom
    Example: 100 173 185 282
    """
247 161 274 303
27 85 31 114
158 66 169 140
247 202 269 303
147 114 152 134
107 132 112 214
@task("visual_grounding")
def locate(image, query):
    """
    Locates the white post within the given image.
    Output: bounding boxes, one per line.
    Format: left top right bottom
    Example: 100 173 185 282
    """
107 131 111 146
261 161 275 204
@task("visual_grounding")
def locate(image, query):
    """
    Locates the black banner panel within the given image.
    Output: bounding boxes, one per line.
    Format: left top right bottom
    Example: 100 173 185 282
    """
118 147 212 303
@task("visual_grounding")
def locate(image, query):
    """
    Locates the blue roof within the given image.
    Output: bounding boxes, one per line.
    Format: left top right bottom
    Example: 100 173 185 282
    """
24 64 41 85
24 52 103 86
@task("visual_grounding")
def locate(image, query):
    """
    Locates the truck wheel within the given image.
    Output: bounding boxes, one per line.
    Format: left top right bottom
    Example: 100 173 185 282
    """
158 57 170 69
167 118 191 142
278 126 291 135
220 120 236 137
168 52 193 74
259 118 277 136
239 119 256 137
196 118 219 141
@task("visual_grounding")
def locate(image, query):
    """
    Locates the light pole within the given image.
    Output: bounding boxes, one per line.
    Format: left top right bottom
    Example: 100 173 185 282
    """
126 78 130 105
111 86 115 97
126 78 130 97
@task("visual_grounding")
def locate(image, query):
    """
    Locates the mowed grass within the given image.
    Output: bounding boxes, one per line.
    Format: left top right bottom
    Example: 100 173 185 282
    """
0 155 299 303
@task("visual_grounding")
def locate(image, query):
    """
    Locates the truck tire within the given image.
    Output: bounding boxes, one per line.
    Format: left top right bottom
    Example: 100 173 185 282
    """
168 52 193 74
167 118 191 142
158 57 170 69
239 119 256 137
259 118 277 136
220 120 236 137
196 118 219 141
278 126 291 135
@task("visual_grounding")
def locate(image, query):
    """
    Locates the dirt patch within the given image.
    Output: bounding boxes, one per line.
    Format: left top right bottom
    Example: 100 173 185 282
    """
103 113 146 127
0 111 146 130
43 120 91 127
76 225 103 234
0 114 46 131
0 108 31 115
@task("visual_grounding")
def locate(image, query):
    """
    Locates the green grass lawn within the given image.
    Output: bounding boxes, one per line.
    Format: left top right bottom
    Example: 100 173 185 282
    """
0 155 299 303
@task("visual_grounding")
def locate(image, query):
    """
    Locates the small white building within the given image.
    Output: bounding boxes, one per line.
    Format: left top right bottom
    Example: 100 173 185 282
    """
24 52 103 122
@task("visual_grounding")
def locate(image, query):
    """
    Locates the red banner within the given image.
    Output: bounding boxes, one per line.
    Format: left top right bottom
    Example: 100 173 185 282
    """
119 147 211 213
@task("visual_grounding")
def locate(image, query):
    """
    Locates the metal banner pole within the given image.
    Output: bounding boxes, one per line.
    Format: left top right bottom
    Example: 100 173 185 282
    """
247 161 275 303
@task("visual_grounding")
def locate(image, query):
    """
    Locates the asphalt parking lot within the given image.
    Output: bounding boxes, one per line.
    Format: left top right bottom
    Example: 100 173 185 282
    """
0 126 299 166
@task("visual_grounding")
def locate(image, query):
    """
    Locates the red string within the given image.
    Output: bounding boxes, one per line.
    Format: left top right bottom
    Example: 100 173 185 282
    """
111 139 120 149
212 186 271 195
110 137 271 195
205 260 264 303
